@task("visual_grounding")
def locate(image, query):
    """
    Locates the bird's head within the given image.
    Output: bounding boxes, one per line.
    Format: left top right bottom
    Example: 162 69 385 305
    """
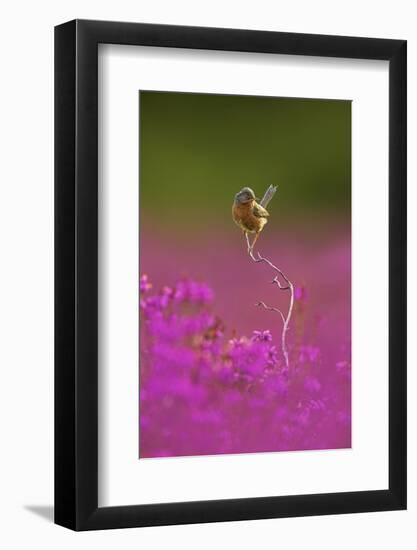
235 187 258 204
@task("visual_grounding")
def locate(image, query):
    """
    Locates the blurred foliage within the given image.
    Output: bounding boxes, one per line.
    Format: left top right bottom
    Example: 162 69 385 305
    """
139 91 351 230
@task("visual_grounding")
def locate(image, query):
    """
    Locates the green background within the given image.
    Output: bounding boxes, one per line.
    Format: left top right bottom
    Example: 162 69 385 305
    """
139 91 351 231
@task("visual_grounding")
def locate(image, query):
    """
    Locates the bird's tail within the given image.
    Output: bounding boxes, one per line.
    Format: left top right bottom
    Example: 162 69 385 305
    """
260 184 278 208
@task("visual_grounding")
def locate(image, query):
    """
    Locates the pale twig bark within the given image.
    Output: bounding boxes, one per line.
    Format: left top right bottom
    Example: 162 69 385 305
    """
245 232 294 368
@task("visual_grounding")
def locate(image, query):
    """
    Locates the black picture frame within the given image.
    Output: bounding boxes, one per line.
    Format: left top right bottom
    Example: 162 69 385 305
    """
55 19 407 531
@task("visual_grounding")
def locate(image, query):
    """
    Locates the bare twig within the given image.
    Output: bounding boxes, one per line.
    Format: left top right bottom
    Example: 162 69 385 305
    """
245 234 294 368
256 300 285 324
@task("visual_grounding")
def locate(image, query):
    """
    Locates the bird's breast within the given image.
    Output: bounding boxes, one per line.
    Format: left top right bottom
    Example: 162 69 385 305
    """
232 202 267 233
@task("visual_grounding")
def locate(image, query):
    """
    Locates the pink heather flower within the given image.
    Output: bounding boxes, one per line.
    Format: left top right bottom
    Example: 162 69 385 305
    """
229 340 267 378
298 345 320 364
188 281 214 303
140 274 152 294
142 294 169 313
216 367 236 385
304 376 322 393
139 277 351 458
336 360 351 379
266 373 288 397
267 345 279 366
336 360 349 371
337 411 351 425
308 399 326 411
252 330 273 342
294 285 307 302
228 337 247 349
173 279 214 304
295 409 310 426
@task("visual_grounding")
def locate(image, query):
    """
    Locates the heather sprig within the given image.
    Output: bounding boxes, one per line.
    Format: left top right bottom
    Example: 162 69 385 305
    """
139 276 351 458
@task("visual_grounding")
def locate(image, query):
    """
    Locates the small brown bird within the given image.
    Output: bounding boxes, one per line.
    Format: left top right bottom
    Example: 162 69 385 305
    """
232 185 277 251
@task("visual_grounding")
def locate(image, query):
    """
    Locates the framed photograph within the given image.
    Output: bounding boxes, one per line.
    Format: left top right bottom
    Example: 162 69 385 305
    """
55 19 406 530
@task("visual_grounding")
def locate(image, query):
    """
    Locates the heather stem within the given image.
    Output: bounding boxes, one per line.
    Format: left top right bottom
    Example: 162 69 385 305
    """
246 233 294 368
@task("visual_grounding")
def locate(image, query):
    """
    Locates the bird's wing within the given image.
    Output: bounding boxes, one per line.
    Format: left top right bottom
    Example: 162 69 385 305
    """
253 202 269 218
260 185 278 208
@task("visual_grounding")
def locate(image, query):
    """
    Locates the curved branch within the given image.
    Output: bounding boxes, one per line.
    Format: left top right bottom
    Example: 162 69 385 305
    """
256 300 286 324
245 234 294 368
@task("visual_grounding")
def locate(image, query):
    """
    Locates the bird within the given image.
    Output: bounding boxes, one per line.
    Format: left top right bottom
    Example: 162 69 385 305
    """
232 185 277 252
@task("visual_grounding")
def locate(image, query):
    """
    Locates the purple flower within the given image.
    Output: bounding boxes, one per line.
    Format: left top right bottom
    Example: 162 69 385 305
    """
266 373 288 397
189 281 214 304
173 279 214 304
304 376 322 393
267 345 279 367
298 345 320 364
308 399 326 411
337 411 351 425
139 277 351 458
228 336 248 349
252 330 273 342
294 285 307 302
140 274 152 294
141 294 168 314
229 340 269 378
336 360 349 372
295 409 310 426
